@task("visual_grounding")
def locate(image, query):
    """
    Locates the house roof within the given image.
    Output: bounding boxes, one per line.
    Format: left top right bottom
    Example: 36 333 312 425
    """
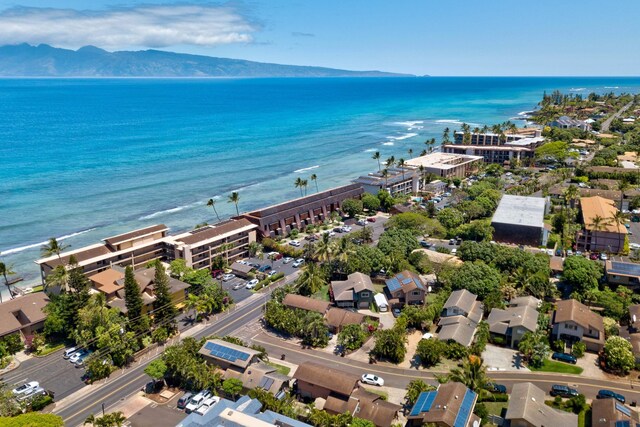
224 362 288 394
553 299 604 332
443 289 478 314
580 196 626 234
408 382 479 427
173 219 256 246
351 388 401 427
550 256 564 272
487 305 539 335
606 260 640 278
282 294 330 314
330 272 375 302
324 308 366 329
198 339 261 370
491 195 546 229
509 296 541 309
436 318 478 347
592 397 640 427
385 270 425 294
231 262 255 274
104 224 168 247
89 268 125 294
505 383 578 427
0 292 50 337
293 362 359 396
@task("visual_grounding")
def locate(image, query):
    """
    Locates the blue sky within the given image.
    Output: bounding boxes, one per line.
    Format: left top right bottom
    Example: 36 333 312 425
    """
0 0 638 76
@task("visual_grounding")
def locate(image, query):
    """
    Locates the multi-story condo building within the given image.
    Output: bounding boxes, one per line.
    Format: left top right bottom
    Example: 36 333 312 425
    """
575 196 627 254
443 130 545 164
353 168 419 196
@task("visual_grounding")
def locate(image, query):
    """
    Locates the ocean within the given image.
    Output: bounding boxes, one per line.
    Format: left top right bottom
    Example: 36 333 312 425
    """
2 76 640 293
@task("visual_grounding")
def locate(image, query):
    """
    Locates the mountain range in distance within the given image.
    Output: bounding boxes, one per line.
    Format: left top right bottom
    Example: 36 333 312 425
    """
0 43 415 78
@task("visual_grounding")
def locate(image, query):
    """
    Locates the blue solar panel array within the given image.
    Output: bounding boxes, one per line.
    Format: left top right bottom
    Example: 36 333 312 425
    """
204 341 250 363
409 391 437 417
385 277 402 292
611 261 640 277
453 389 477 427
616 402 632 417
386 272 425 292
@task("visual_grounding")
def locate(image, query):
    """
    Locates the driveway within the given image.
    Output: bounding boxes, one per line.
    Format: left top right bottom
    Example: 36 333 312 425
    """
482 344 529 372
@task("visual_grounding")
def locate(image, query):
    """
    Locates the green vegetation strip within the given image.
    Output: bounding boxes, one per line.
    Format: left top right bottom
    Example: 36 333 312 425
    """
530 359 584 375
35 343 65 357
265 361 291 376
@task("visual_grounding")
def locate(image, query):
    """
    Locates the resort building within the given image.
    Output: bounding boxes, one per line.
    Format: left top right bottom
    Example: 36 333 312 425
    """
487 297 539 348
491 195 549 247
551 115 590 131
403 152 483 179
576 196 627 254
354 168 419 196
0 292 49 340
443 130 545 165
89 266 190 314
452 128 541 146
407 382 480 427
165 219 258 270
240 184 364 237
35 224 170 284
552 299 604 352
605 260 640 288
505 383 578 427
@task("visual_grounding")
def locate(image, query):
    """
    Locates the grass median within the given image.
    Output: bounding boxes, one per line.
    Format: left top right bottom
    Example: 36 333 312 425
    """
530 359 584 375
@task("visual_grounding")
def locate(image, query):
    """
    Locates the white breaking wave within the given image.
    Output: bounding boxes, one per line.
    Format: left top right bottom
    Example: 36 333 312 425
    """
1 228 97 256
386 132 418 141
139 201 204 220
569 88 586 92
294 165 320 173
382 141 394 146
436 119 463 124
518 111 534 116
605 86 619 89
364 148 377 152
393 120 424 127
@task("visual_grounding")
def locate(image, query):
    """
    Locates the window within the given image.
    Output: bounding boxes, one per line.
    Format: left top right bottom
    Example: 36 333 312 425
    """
412 291 421 296
360 292 370 298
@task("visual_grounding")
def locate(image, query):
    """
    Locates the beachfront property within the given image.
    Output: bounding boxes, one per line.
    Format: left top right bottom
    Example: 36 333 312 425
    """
35 224 170 285
0 292 49 341
403 152 483 179
575 196 627 254
490 195 549 247
550 115 591 131
239 184 364 237
353 167 419 196
442 129 545 165
164 219 258 270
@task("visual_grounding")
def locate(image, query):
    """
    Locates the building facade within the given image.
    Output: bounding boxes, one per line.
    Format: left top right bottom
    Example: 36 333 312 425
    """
576 196 627 254
443 130 545 164
491 195 549 247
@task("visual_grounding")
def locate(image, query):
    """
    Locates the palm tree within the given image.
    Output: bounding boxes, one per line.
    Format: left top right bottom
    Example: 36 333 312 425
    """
0 262 16 302
381 169 389 192
445 355 491 394
589 214 610 252
227 192 240 216
420 149 427 156
442 127 451 144
301 179 309 196
297 262 327 296
184 293 200 321
563 184 580 209
334 237 355 268
314 233 333 263
397 158 406 182
418 165 426 193
386 156 395 168
41 237 69 261
481 125 489 134
294 177 304 197
45 264 69 293
408 148 414 158
610 210 627 254
509 122 518 135
206 198 221 222
218 242 234 267
310 174 319 193
84 414 97 426
372 151 381 171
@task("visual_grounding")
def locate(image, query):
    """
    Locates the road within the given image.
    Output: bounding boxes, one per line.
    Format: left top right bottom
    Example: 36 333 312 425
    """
601 101 633 132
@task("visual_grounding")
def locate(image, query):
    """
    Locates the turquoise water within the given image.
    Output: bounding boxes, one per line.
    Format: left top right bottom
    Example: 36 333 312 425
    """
2 77 640 287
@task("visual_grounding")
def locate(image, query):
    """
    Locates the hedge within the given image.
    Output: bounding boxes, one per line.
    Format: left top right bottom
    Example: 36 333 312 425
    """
479 393 509 402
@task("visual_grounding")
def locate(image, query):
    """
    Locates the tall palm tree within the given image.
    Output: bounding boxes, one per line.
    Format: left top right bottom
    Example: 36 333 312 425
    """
84 414 97 426
589 214 610 253
314 233 333 263
397 158 406 182
563 184 580 209
372 151 381 171
381 169 389 192
445 355 491 394
297 262 327 296
227 192 240 216
334 238 355 268
206 198 221 222
294 177 304 197
0 262 16 302
408 148 414 158
218 242 234 267
442 127 451 144
610 210 627 254
41 237 69 261
509 122 518 135
386 156 395 169
418 165 426 194
481 125 489 134
310 174 319 193
184 293 200 321
420 149 427 156
301 179 309 196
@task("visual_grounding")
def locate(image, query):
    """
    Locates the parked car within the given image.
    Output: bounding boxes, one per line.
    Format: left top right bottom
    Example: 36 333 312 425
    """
258 265 272 273
487 383 507 393
12 381 40 396
245 279 259 289
267 252 283 260
552 352 577 364
550 385 579 398
566 250 574 256
449 239 456 245
289 240 301 247
451 248 457 255
342 226 352 232
283 257 293 264
597 389 625 403
357 219 367 226
69 349 89 364
420 240 431 248
555 249 563 257
142 380 164 394
267 270 278 277
292 259 305 268
222 273 235 281
194 396 220 416
600 253 608 260
392 308 401 318
177 392 193 410
210 269 224 278
361 374 384 387
590 253 599 260
17 386 46 402
367 217 376 223
333 227 344 233
63 347 79 359
232 282 244 290
185 390 212 413
74 351 93 368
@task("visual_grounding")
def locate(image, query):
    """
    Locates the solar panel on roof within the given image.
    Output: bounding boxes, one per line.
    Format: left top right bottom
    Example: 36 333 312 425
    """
207 342 250 363
616 402 632 417
204 342 215 351
409 392 429 417
421 391 437 413
386 278 401 292
261 377 275 390
611 262 640 276
453 389 477 427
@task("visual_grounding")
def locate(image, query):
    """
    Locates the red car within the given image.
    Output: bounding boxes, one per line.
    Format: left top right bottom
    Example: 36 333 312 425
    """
589 253 599 260
367 217 377 223
211 269 224 278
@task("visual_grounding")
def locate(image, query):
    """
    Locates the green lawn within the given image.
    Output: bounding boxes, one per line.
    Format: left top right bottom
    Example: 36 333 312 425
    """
265 361 291 376
36 342 65 357
530 359 584 375
313 284 330 301
483 401 508 417
362 387 388 401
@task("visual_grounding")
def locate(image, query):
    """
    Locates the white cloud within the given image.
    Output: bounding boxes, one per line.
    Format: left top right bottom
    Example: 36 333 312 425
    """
0 4 257 49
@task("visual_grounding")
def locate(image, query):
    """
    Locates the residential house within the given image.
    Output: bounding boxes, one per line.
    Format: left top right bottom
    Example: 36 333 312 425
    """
552 299 605 352
550 256 564 276
282 294 330 314
505 382 578 427
330 272 375 309
385 270 427 307
89 266 190 315
551 115 590 131
437 289 483 347
281 294 369 333
576 196 626 254
198 339 287 395
293 362 400 427
624 305 640 362
0 292 49 340
487 298 539 348
592 396 640 427
605 260 640 288
176 395 311 427
407 382 480 427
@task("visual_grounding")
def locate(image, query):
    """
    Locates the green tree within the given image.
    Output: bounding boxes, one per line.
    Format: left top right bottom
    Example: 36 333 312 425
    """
449 261 501 299
206 198 221 222
341 198 364 218
603 336 635 374
310 173 319 193
294 177 305 197
222 378 244 400
362 193 381 212
371 328 407 363
0 413 64 426
40 237 69 261
535 140 571 163
571 342 586 358
297 262 327 296
351 419 375 427
436 208 464 229
301 317 329 348
372 151 381 171
0 262 16 302
123 266 145 334
442 355 490 393
562 256 602 294
377 228 420 257
337 324 367 351
145 359 167 386
415 338 444 367
404 379 436 406
152 260 177 331
228 191 240 216
518 331 550 368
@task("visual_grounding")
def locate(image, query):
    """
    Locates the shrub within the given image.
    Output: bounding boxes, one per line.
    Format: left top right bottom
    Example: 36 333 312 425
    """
479 393 509 402
30 394 54 411
443 341 468 360
571 342 586 358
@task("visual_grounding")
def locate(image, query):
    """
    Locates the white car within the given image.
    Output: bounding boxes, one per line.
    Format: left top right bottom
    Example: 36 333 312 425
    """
292 259 305 268
185 390 211 413
194 396 220 416
69 349 88 364
237 260 248 265
245 278 259 289
267 270 277 277
289 240 301 247
222 273 235 282
630 243 640 250
283 257 293 264
17 387 46 401
232 282 244 290
451 248 457 255
342 226 352 232
600 253 608 260
12 381 40 396
361 374 384 387
63 347 79 359
357 219 367 226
